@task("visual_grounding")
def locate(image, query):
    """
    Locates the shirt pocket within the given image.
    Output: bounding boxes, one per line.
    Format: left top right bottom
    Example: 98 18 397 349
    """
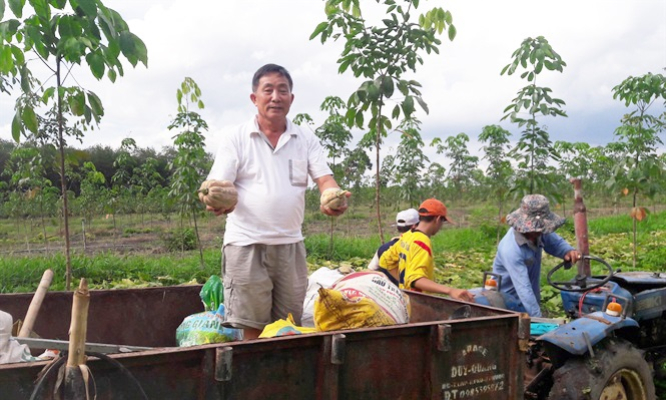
289 159 308 187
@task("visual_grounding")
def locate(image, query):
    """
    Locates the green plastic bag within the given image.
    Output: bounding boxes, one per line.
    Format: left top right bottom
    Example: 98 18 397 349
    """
200 275 224 311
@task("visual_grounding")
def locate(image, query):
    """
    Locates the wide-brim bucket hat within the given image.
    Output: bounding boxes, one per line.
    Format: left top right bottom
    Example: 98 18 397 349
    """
506 194 565 234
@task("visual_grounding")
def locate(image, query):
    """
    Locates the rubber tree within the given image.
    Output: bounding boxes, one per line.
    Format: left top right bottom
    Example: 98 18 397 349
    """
0 0 147 290
478 125 513 243
501 36 566 200
315 96 353 184
311 0 455 242
608 72 666 268
394 126 428 205
431 133 478 201
300 96 354 257
111 137 136 230
553 141 594 217
167 77 209 268
77 160 105 234
4 144 53 250
133 157 163 224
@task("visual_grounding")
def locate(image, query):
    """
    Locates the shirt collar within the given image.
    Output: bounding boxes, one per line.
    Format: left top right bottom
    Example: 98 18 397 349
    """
249 116 298 137
513 228 543 251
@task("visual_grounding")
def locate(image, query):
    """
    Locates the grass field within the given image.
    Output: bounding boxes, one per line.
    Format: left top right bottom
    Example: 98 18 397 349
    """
1 209 664 302
1 207 665 396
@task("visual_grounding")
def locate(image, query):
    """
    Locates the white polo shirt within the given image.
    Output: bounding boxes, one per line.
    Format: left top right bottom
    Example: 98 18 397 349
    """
207 117 332 246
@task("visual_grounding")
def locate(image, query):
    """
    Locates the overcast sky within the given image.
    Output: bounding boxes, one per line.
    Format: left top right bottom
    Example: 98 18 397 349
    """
1 0 665 167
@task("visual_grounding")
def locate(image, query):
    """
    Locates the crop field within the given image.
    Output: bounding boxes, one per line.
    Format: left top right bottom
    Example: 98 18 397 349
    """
2 201 664 319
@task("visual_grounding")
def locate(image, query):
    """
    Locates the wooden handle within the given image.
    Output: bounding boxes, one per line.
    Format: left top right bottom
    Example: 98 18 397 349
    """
18 269 54 338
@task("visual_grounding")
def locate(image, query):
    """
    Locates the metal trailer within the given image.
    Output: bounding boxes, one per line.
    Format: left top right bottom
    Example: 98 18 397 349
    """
0 285 529 399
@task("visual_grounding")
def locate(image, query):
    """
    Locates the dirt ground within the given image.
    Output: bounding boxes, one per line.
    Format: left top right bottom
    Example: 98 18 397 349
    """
0 203 648 257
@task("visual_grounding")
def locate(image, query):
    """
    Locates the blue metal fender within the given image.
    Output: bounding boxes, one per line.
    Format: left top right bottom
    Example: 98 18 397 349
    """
538 311 639 355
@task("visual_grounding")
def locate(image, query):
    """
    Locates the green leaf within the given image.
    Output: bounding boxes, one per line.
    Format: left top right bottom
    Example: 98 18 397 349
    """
367 83 379 100
68 90 85 116
309 21 328 40
402 95 414 116
415 96 429 114
42 87 54 103
8 0 23 18
380 76 394 97
49 0 67 9
107 68 116 82
0 45 12 73
355 110 364 128
85 51 104 79
30 0 50 20
75 0 96 17
58 15 74 37
131 33 148 67
87 91 103 117
447 24 456 41
119 31 136 64
19 63 30 92
11 111 22 142
21 105 38 133
392 104 400 119
0 0 5 20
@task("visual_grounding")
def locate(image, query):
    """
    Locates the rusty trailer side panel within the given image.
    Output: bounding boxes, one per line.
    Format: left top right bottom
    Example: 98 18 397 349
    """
0 286 525 399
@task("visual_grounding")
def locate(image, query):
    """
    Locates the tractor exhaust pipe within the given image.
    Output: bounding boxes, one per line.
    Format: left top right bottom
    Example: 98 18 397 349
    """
570 178 591 277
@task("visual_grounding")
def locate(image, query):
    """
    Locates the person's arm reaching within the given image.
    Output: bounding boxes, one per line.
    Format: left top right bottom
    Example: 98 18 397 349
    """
413 278 475 302
503 256 542 317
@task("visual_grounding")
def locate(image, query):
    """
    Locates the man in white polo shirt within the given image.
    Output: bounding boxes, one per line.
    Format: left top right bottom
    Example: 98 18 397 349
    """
206 64 349 340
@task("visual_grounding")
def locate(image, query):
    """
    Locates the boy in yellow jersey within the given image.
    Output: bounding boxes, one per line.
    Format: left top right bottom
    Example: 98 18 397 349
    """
379 199 475 302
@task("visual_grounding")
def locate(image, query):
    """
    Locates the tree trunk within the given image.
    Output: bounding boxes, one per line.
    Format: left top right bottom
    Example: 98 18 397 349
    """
192 208 204 269
375 102 385 243
56 59 73 291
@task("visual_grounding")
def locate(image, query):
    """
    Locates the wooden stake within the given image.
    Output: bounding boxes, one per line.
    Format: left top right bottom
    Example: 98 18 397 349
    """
64 278 91 399
18 269 54 338
67 278 90 367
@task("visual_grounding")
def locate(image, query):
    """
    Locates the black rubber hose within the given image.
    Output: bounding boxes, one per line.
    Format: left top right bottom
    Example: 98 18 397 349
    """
29 351 149 400
29 353 67 400
87 352 149 400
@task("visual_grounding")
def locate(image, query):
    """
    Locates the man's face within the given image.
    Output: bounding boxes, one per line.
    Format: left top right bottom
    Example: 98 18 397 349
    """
250 72 294 122
524 231 542 243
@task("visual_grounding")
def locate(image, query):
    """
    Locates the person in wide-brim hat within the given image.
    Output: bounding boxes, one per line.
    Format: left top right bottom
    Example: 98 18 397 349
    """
506 194 565 234
491 194 581 318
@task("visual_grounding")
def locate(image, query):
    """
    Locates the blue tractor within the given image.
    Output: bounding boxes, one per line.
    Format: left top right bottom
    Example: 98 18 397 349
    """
473 180 664 399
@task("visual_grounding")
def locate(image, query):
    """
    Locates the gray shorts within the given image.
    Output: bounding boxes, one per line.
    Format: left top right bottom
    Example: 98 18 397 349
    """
222 242 308 330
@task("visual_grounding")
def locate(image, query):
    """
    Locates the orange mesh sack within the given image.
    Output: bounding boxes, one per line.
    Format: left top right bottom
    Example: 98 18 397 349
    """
314 271 410 331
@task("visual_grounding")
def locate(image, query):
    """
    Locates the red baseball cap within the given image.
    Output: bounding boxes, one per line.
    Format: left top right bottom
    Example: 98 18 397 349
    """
418 198 453 222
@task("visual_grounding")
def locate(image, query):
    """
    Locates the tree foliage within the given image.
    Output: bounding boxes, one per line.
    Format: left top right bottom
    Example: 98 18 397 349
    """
312 0 455 241
167 77 209 268
0 0 147 290
608 72 666 268
501 36 566 200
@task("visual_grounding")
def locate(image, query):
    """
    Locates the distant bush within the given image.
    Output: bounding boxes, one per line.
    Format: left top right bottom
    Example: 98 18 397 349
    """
161 228 197 252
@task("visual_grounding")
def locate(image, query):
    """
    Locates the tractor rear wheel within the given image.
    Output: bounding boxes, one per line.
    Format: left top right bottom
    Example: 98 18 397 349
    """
548 338 654 400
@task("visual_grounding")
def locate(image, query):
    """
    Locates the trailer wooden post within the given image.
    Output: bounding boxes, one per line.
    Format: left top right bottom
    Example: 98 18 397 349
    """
570 178 591 276
64 278 91 399
18 269 54 338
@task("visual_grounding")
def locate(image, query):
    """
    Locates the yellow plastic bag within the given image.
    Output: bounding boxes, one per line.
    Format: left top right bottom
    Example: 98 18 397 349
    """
259 314 318 338
314 271 410 332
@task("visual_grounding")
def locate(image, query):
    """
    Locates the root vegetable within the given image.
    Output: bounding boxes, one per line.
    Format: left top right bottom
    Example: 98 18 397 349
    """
198 180 238 211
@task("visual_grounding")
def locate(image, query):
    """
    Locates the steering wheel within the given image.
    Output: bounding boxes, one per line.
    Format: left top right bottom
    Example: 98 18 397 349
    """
546 255 613 292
